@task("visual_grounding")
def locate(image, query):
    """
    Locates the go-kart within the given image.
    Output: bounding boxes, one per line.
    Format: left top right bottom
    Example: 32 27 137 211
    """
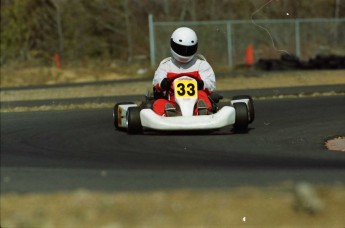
113 75 255 134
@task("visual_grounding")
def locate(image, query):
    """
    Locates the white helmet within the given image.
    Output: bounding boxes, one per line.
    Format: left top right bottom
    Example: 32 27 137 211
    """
170 27 198 63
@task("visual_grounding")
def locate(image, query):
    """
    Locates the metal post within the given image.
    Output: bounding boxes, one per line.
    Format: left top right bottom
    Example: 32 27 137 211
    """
295 19 301 58
148 14 155 67
226 22 233 68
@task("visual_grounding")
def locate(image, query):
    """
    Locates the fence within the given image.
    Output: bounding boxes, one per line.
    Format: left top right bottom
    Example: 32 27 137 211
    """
148 15 345 69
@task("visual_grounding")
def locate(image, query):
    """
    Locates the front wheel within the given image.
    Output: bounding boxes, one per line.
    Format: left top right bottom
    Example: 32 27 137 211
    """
127 107 142 134
233 102 249 132
113 102 134 130
232 95 255 123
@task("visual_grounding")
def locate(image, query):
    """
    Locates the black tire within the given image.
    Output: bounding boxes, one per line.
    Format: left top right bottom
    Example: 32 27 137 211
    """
233 102 249 132
127 107 142 134
232 95 255 123
113 102 134 130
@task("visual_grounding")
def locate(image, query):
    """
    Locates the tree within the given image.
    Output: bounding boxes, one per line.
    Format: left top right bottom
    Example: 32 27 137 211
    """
1 0 343 66
1 0 59 64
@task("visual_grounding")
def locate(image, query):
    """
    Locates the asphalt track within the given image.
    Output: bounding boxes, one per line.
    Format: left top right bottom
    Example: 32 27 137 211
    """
1 92 345 193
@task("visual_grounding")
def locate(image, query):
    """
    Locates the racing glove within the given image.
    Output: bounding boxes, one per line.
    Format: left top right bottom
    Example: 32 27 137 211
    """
197 79 204 90
160 78 171 91
208 93 224 103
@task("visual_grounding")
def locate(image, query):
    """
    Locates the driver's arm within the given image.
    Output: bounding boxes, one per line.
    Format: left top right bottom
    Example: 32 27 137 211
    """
199 61 216 92
153 61 169 91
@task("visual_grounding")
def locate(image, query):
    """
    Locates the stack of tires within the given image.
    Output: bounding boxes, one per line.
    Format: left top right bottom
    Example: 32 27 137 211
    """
256 54 345 71
308 54 345 69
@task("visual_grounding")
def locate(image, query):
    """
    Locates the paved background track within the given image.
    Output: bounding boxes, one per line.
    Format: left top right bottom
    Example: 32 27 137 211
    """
1 84 344 108
1 92 345 193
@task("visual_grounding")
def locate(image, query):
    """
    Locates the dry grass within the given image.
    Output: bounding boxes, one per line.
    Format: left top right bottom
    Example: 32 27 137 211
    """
216 70 345 91
1 184 345 228
0 64 152 88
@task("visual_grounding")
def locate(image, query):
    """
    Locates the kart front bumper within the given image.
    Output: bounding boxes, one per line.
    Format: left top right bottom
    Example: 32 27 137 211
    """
140 106 236 131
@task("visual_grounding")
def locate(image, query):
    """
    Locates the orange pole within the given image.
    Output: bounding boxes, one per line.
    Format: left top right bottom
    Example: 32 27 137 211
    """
54 52 61 68
245 44 254 66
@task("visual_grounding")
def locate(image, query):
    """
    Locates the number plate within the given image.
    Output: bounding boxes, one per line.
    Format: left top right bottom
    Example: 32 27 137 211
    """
174 80 197 98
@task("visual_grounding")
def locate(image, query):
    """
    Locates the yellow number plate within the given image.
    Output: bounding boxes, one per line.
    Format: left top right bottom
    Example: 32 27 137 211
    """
174 80 197 98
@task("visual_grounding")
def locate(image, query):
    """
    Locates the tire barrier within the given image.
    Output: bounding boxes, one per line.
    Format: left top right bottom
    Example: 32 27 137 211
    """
256 54 345 71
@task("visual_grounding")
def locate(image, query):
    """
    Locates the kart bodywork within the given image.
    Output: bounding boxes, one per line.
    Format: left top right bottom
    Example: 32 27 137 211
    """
113 76 255 134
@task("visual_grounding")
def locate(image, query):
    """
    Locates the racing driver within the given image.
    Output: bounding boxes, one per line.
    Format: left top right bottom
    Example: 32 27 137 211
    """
152 27 216 116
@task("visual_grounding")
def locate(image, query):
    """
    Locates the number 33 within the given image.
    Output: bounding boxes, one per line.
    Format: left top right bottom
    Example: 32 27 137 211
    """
176 82 196 97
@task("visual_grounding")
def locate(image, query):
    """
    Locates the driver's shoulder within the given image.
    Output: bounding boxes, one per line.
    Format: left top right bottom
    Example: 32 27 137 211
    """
160 57 172 65
195 54 211 68
195 54 207 61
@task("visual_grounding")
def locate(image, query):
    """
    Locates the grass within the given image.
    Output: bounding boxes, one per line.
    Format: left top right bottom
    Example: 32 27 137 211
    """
0 61 153 88
2 184 345 227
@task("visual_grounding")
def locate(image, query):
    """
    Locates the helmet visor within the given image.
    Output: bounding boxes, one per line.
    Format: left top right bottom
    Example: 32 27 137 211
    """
170 39 198 57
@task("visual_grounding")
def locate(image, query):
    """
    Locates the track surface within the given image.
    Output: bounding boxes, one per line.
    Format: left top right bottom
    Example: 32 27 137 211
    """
1 96 345 193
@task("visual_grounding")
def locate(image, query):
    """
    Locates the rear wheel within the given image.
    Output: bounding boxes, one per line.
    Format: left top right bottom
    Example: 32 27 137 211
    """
113 102 134 130
232 95 255 123
233 102 249 132
127 107 142 134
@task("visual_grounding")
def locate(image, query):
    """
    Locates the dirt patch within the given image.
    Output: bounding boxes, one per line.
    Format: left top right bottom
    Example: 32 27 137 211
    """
325 136 345 152
1 184 345 227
